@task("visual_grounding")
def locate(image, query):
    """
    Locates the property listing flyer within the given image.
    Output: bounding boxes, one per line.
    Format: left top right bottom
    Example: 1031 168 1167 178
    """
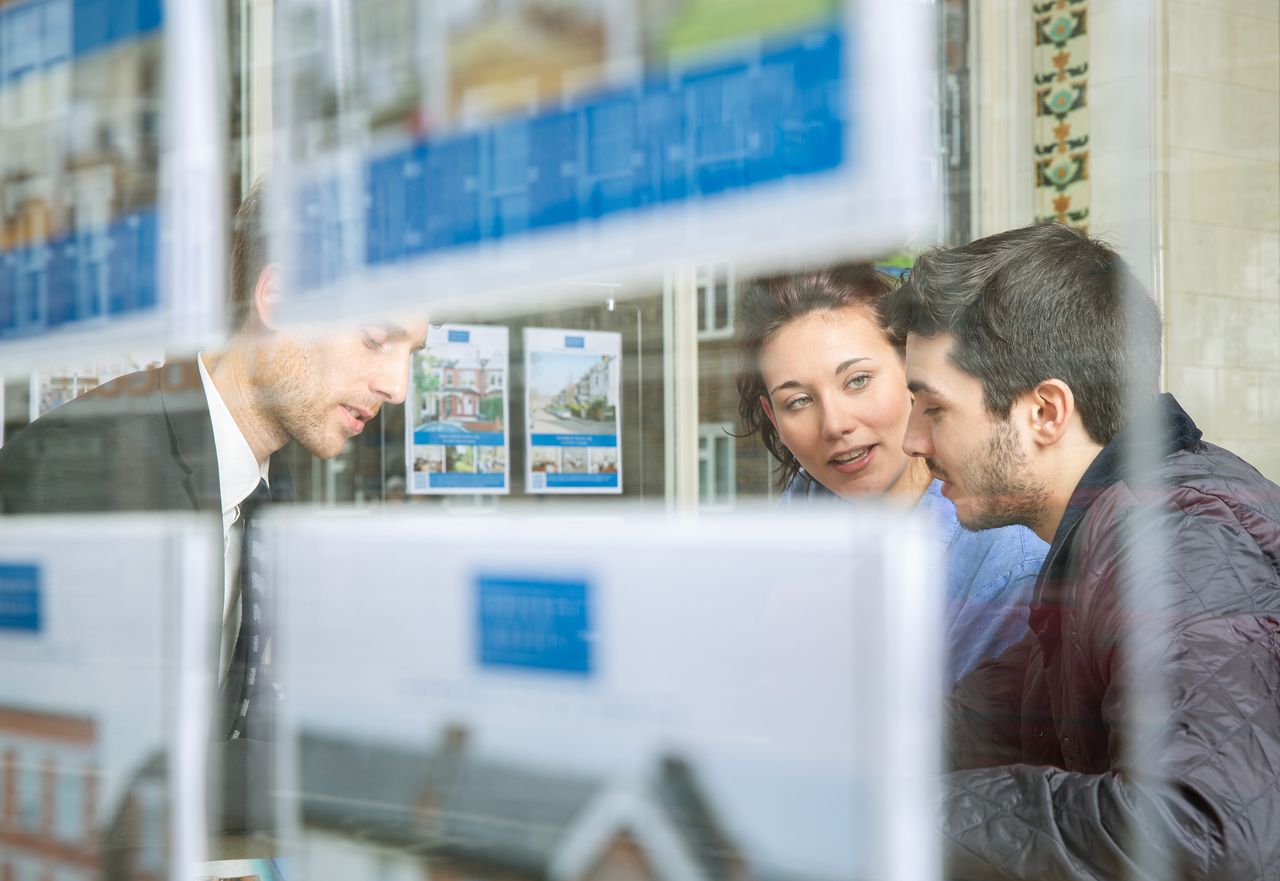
408 324 510 494
524 328 622 494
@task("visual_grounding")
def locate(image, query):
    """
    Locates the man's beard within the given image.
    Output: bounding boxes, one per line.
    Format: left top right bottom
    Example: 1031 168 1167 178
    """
257 342 348 460
931 419 1048 532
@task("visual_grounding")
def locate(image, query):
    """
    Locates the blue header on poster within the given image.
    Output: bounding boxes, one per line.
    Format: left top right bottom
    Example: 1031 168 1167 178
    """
416 429 505 447
476 575 592 676
565 336 585 349
431 473 505 489
298 24 846 292
0 564 41 633
447 329 470 343
531 433 617 448
546 474 618 489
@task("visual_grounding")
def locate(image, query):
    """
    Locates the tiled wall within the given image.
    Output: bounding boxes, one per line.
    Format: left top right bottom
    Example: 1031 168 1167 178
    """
1032 0 1091 227
1163 0 1279 480
1089 0 1279 480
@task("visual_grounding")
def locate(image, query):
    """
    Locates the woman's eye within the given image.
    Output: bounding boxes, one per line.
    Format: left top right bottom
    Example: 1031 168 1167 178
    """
846 373 870 390
784 395 812 411
363 331 386 351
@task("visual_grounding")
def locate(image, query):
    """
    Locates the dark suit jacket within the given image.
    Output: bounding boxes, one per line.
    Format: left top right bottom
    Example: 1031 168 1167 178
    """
0 361 278 837
0 361 220 515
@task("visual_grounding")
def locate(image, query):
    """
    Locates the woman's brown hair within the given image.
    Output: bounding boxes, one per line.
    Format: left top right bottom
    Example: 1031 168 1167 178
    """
735 264 900 489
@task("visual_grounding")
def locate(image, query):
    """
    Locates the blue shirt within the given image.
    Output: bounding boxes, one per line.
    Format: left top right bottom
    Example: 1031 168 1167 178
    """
780 471 1047 687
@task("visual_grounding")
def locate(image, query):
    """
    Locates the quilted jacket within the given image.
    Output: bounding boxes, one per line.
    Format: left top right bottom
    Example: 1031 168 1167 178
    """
942 395 1280 880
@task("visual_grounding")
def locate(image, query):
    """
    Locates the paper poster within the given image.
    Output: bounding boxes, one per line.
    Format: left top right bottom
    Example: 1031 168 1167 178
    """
524 329 622 494
408 324 510 494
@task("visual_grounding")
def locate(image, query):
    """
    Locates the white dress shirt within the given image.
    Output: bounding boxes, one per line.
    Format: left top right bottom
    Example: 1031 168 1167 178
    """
197 353 270 680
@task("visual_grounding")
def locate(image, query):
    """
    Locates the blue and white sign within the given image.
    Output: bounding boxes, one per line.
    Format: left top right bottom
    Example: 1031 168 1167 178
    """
408 323 510 494
0 563 41 633
475 574 592 676
272 507 944 881
274 0 935 321
524 327 622 495
0 517 217 876
0 0 225 369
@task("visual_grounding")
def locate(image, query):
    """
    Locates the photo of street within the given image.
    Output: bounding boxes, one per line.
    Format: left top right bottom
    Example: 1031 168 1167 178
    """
527 351 617 436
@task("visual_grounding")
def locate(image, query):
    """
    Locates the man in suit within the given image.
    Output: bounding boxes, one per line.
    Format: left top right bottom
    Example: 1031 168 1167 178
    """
0 179 427 512
0 179 428 838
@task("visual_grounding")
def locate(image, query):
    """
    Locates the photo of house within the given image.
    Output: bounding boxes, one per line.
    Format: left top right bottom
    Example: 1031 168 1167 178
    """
637 0 839 65
412 349 505 435
297 724 753 881
446 0 609 124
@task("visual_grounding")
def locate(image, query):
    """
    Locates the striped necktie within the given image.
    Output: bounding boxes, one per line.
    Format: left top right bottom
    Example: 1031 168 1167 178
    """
224 478 272 741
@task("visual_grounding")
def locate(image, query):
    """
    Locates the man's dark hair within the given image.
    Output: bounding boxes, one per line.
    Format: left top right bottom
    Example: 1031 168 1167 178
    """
885 223 1162 445
229 177 269 333
736 264 898 488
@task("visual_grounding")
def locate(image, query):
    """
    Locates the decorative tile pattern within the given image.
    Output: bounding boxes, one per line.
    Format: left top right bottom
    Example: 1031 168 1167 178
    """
1033 0 1090 228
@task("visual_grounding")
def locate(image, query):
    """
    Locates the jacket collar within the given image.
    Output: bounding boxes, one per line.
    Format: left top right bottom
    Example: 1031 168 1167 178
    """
1037 394 1202 594
158 360 222 513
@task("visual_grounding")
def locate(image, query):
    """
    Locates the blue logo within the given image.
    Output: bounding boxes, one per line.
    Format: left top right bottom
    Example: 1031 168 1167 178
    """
476 575 592 676
565 336 585 349
0 564 41 633
447 329 470 343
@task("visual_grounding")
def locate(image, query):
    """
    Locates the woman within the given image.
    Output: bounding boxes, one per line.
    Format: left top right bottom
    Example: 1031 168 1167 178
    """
736 265 1047 686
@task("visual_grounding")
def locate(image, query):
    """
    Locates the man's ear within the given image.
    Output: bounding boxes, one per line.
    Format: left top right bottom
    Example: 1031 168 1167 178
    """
1024 379 1075 448
250 264 281 331
760 394 778 432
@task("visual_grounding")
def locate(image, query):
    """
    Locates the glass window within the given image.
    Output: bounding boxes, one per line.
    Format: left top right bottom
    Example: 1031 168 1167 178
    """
698 423 735 509
696 262 736 340
54 765 83 843
17 761 40 831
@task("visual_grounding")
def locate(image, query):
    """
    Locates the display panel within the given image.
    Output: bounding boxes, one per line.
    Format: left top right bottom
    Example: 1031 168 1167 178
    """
271 507 942 881
0 0 224 370
272 0 935 323
0 515 218 878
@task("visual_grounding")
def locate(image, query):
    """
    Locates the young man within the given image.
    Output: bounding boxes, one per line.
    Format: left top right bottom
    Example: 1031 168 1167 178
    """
0 180 427 834
888 222 1280 880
